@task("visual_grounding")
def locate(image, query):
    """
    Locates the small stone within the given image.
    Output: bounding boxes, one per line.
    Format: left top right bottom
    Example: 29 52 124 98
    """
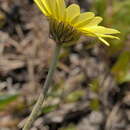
89 111 104 124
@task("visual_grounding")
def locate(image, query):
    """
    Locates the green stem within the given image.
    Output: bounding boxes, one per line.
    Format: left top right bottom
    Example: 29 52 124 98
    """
22 44 61 130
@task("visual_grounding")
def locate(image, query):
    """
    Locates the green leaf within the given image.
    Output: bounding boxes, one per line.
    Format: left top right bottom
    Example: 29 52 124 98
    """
0 93 19 109
119 73 130 83
108 0 130 53
42 104 59 113
89 98 100 111
89 79 100 93
59 124 76 130
93 0 107 17
111 51 130 83
65 90 85 103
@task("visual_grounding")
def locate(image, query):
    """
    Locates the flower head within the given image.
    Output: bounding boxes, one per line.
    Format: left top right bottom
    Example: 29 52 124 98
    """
34 0 120 46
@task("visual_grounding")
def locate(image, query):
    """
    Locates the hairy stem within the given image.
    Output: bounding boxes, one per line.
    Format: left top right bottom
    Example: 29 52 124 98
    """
22 44 61 130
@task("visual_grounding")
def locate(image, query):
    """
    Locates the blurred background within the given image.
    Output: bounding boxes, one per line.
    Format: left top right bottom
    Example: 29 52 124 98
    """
0 0 130 130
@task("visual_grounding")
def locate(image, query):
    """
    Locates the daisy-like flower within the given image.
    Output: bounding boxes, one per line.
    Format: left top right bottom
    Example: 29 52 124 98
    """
34 0 120 46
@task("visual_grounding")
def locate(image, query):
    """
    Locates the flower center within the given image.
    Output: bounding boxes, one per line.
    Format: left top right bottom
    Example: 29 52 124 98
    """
49 18 80 45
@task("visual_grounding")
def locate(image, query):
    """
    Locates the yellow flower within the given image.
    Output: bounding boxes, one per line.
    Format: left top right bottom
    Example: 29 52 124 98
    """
34 0 120 46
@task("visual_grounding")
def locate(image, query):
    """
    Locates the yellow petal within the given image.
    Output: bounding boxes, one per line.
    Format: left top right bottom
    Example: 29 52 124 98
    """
34 0 51 16
98 37 110 46
82 31 110 45
97 34 120 39
84 16 103 27
72 12 95 27
66 4 80 23
86 26 120 34
81 29 98 37
46 0 58 18
56 0 66 20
